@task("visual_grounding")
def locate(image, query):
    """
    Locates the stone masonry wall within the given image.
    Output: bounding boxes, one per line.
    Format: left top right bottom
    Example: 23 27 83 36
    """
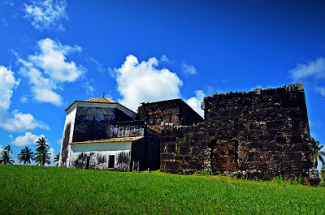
160 83 313 181
137 99 203 133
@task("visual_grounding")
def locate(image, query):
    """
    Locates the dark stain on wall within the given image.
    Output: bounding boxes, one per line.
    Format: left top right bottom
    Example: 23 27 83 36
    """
117 151 131 172
97 153 106 165
160 84 314 181
146 128 160 170
73 152 87 168
131 138 146 171
137 99 203 133
60 122 71 167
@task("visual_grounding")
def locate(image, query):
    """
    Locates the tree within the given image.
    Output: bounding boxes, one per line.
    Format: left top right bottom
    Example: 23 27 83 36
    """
35 137 51 166
54 153 60 167
311 137 325 168
0 148 15 165
35 150 51 166
35 137 49 152
321 166 325 181
4 144 12 154
18 147 34 165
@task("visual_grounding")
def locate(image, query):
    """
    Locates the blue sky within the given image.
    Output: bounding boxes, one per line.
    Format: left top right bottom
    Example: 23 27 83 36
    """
0 0 324 166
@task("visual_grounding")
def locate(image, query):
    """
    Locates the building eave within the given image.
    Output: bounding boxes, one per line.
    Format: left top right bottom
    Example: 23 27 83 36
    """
70 136 144 145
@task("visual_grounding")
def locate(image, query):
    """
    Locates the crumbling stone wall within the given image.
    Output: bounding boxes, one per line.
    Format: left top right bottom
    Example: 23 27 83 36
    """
137 99 203 133
160 124 209 174
160 83 313 181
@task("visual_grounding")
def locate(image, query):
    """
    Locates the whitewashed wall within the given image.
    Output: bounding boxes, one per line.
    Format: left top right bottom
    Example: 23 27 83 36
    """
70 142 132 171
58 107 77 167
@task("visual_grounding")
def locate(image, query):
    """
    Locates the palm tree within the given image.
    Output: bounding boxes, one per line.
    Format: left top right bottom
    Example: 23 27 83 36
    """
54 153 60 167
35 137 49 152
35 137 51 166
311 137 325 168
4 144 12 154
35 150 51 166
320 166 325 181
0 150 15 164
18 147 34 164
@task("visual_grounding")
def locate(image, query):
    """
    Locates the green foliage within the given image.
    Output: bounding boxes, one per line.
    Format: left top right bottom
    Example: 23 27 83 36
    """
0 145 14 165
320 166 325 181
311 137 325 168
35 137 51 166
18 147 34 165
202 168 212 175
54 153 60 163
214 90 218 95
1 165 325 214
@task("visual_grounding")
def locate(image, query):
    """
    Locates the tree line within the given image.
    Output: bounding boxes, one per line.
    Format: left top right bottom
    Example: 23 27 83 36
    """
0 137 59 166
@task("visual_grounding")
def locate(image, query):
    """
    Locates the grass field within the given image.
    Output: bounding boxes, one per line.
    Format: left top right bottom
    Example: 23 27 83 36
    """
0 165 324 214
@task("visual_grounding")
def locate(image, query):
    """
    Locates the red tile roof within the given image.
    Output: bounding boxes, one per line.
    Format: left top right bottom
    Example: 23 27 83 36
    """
86 97 116 103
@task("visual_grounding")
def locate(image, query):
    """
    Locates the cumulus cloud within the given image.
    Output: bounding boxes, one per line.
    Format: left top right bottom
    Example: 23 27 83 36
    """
289 57 325 81
115 55 183 111
0 67 45 132
0 145 3 153
11 132 45 147
18 38 84 106
186 90 206 117
30 38 83 82
181 62 197 75
24 0 68 31
1 110 49 132
0 66 20 112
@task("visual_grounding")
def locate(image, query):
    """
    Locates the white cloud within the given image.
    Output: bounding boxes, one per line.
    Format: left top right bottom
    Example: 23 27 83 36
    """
18 38 84 106
289 57 325 81
20 96 28 103
82 81 95 95
24 0 68 31
1 110 49 132
0 67 44 132
11 132 44 147
316 87 325 96
186 90 205 117
0 145 3 153
0 66 20 112
2 19 8 26
181 62 197 75
49 147 55 165
87 57 105 73
115 55 183 111
30 38 83 82
160 55 171 63
3 0 14 6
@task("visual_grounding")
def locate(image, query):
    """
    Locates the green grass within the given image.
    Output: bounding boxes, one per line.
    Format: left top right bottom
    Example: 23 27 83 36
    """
0 165 324 214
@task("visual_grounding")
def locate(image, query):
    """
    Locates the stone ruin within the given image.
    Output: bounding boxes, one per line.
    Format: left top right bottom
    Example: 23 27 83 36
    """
59 82 318 184
150 83 317 184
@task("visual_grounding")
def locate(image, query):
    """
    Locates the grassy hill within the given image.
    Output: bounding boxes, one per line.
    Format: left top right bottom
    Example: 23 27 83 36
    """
0 165 324 214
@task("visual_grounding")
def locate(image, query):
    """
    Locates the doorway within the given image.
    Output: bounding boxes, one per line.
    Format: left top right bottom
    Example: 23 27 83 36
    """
108 155 115 168
85 156 90 169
